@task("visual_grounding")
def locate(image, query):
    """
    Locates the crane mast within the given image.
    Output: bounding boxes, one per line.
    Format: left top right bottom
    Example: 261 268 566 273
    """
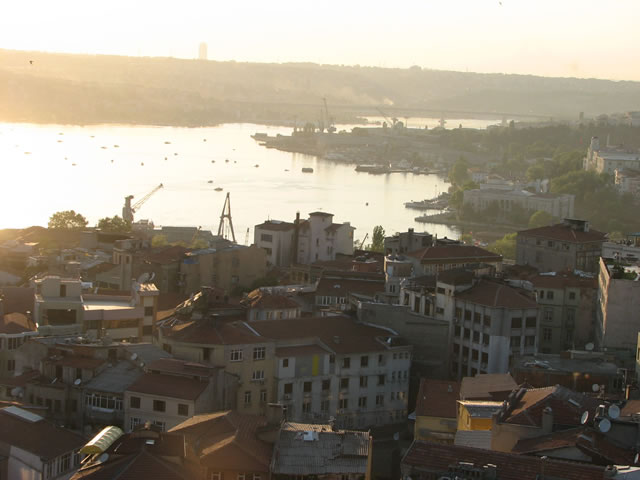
122 183 163 223
217 192 237 243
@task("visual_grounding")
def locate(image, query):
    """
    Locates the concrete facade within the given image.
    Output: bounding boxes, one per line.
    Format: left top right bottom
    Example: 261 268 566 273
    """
463 188 575 219
584 136 640 175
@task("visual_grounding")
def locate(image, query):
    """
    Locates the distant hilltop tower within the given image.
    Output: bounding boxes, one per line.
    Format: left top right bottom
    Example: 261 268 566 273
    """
198 42 208 60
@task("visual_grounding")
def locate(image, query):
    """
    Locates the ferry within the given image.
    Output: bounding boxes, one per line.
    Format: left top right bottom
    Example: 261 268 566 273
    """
301 167 314 173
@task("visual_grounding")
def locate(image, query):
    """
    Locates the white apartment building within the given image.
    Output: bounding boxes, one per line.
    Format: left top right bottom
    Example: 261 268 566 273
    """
254 212 354 267
274 336 411 429
584 136 640 175
463 188 575 219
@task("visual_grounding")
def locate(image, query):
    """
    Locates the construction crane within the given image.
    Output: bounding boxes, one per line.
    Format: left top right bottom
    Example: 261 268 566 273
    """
359 233 368 250
122 183 163 223
191 226 202 245
376 107 401 130
323 97 336 133
217 192 236 243
244 227 250 246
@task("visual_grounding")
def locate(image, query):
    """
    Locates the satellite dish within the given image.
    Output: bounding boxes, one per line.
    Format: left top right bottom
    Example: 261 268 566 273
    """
585 342 594 351
130 353 138 361
393 432 400 441
74 378 82 386
580 411 589 425
137 273 150 284
592 384 600 392
95 453 109 465
609 405 621 419
635 453 639 464
149 272 155 282
598 418 611 433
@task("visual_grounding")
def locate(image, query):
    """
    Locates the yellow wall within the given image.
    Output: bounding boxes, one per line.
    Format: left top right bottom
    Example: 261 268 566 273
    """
457 407 493 431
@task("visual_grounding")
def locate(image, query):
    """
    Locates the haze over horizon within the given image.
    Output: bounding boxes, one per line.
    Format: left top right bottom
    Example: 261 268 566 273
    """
3 0 640 82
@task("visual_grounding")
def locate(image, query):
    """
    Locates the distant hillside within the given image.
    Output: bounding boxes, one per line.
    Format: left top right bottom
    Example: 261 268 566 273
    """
2 49 640 126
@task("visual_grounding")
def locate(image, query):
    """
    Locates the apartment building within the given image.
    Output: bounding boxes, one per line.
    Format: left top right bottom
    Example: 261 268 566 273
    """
584 136 640 175
407 245 502 276
0 297 37 376
384 228 433 255
463 188 575 220
254 212 355 267
516 219 606 274
124 358 222 432
157 303 411 427
596 257 640 356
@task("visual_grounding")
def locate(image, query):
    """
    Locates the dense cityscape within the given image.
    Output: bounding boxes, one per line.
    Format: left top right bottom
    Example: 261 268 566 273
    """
4 3 640 479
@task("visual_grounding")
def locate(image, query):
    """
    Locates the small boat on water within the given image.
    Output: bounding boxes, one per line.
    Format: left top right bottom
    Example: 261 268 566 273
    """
252 133 268 140
211 160 215 163
355 164 378 172
214 187 223 192
164 141 171 144
114 144 119 148
225 159 229 163
302 167 314 173
101 146 107 149
24 151 31 155
207 180 213 184
254 164 260 168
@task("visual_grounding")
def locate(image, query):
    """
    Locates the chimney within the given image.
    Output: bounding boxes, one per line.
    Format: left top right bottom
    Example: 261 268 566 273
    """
542 407 553 433
291 211 300 265
266 403 284 425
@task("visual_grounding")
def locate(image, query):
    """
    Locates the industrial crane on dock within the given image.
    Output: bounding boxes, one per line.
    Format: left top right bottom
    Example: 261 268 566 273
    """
122 183 163 223
217 192 237 243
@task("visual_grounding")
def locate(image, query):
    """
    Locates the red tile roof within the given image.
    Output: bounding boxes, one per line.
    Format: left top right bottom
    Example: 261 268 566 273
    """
501 385 602 428
460 373 517 401
408 245 502 263
169 410 272 472
0 407 85 460
49 355 106 370
243 289 299 310
402 440 606 480
415 378 460 419
529 273 598 290
456 280 538 309
127 373 209 401
315 273 384 298
512 427 584 454
146 358 215 377
255 220 295 232
0 312 36 334
517 224 607 243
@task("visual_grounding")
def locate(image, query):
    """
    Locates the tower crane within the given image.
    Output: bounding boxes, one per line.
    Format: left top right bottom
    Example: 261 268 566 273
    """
375 107 399 129
122 183 164 223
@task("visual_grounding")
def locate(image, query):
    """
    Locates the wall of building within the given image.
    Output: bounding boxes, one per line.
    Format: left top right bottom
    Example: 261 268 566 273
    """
414 415 457 442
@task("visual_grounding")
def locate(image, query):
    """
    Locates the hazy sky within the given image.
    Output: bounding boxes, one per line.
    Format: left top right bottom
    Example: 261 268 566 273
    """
2 0 639 81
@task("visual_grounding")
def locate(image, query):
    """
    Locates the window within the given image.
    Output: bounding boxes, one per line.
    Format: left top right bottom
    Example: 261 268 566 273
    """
544 309 553 322
538 290 545 299
474 312 481 324
329 354 335 364
358 396 367 408
7 337 23 350
473 331 480 343
483 315 491 327
376 394 384 406
178 403 189 416
511 317 522 329
378 374 385 386
7 360 15 371
321 399 330 412
210 473 222 480
57 452 71 474
130 417 142 431
464 310 472 320
322 379 331 391
244 391 252 405
202 347 211 362
284 383 293 394
511 336 521 348
455 307 462 319
302 399 311 414
359 376 368 388
282 358 289 368
260 233 273 242
392 371 396 382
569 291 576 300
378 354 385 365
360 355 369 367
303 381 312 393
60 284 67 298
525 336 536 347
230 349 243 362
144 306 153 316
339 398 349 410
260 389 267 403
340 378 349 390
342 357 350 369
543 327 552 341
153 400 166 412
238 474 246 480
526 317 537 328
547 291 554 300
252 370 264 381
253 347 265 360
130 396 141 409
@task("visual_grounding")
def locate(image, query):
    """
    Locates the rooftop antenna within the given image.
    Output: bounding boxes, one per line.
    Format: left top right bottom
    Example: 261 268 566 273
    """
217 192 237 243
